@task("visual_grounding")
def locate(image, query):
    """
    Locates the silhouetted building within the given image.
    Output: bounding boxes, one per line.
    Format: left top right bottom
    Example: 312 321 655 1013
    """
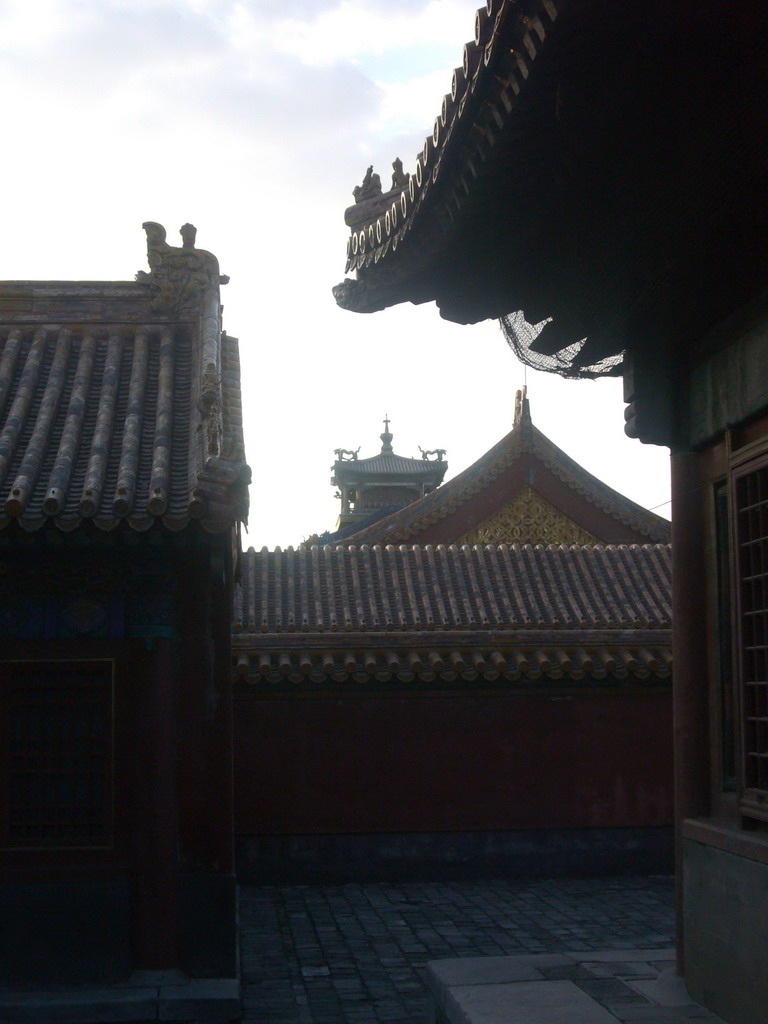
331 417 447 533
0 224 248 1022
333 2 768 1020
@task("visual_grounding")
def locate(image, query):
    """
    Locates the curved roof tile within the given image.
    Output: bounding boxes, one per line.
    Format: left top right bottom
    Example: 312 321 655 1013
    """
341 452 444 477
232 542 671 686
234 542 672 635
233 640 672 688
0 226 250 533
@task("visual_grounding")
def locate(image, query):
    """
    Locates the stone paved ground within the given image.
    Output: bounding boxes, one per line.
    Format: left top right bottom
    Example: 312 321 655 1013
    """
239 875 676 1024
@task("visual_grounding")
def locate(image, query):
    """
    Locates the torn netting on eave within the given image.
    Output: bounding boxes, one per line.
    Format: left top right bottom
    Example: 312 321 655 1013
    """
499 311 624 379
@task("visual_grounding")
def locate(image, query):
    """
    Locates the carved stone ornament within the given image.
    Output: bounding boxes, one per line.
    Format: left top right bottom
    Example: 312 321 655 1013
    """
220 435 246 463
353 166 382 203
458 486 599 546
391 158 410 190
136 221 229 313
419 447 446 462
334 448 360 461
197 364 222 457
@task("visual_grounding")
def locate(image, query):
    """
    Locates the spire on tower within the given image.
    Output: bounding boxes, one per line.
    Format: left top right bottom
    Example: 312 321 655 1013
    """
380 414 393 453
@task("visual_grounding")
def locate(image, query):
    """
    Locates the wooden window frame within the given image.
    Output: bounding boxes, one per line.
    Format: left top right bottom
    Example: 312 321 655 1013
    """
0 660 115 850
730 443 768 824
711 477 738 800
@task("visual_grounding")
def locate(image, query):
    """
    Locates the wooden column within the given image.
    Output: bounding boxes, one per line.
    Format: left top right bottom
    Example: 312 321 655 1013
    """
670 449 711 972
174 538 238 977
129 637 181 969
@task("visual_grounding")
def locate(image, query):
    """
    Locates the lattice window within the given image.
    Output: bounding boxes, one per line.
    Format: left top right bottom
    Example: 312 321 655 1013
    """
0 662 113 848
733 460 768 820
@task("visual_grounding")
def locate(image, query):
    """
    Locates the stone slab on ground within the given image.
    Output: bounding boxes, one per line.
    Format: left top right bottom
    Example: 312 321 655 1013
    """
159 978 241 1021
239 875 678 1024
425 952 727 1024
626 968 699 1007
444 979 618 1024
0 987 158 1024
0 976 241 1024
569 950 678 963
429 955 570 988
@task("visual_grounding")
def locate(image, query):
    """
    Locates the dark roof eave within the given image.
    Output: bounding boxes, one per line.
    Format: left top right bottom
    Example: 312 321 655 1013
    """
333 275 438 316
0 508 247 536
335 0 570 321
233 632 673 688
233 628 672 647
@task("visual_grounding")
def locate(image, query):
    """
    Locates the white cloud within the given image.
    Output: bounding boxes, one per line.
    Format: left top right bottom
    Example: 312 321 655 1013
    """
373 68 455 140
0 0 70 48
272 0 476 69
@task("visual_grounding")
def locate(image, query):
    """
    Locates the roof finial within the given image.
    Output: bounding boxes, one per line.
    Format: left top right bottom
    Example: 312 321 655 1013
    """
513 385 530 428
380 414 393 453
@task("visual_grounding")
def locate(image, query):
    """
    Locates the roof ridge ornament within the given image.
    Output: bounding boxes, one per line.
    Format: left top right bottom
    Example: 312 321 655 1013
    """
353 166 383 204
136 221 229 313
391 158 409 190
419 447 446 462
334 447 359 461
380 414 393 453
513 385 531 428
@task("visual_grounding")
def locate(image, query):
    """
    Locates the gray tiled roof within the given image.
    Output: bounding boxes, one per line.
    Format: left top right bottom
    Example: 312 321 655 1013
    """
344 452 444 476
235 542 671 633
232 542 671 687
0 226 249 533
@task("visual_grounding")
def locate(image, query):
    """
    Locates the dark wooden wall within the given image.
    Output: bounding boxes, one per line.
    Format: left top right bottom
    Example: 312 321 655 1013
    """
234 688 673 836
0 532 238 986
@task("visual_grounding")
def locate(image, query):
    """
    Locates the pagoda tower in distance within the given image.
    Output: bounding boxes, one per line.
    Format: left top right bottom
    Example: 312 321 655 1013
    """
331 417 448 533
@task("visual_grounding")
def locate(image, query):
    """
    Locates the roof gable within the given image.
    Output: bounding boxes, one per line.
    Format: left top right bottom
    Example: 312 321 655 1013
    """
458 486 599 546
341 399 670 546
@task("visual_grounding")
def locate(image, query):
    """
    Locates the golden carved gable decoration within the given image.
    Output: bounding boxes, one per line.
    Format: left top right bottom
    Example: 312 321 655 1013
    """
458 486 599 546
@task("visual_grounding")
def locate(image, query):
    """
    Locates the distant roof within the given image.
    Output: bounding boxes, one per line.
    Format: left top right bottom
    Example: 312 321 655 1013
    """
339 452 442 477
332 419 447 482
0 223 250 533
340 398 671 546
232 541 672 686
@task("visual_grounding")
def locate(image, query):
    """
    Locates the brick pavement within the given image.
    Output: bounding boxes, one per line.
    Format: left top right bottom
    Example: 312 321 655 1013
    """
239 875 676 1024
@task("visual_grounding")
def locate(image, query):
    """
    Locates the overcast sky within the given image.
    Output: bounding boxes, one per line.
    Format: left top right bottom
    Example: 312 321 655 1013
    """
0 0 671 547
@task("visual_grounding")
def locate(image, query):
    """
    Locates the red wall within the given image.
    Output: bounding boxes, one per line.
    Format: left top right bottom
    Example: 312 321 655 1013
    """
234 689 673 835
